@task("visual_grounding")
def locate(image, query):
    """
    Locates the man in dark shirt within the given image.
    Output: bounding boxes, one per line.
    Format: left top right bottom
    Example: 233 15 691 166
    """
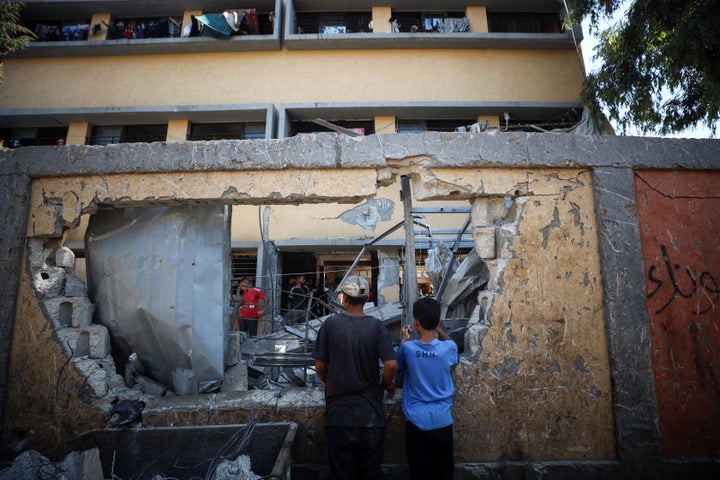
312 275 397 480
287 274 310 324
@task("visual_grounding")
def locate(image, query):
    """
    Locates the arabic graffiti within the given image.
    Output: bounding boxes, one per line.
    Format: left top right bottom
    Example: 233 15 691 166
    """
647 244 719 315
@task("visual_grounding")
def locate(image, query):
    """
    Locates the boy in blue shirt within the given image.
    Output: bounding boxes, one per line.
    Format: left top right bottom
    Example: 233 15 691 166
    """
397 296 459 480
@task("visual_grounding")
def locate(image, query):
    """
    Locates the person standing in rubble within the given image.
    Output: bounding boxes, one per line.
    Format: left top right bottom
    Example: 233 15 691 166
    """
234 277 269 336
312 275 397 480
287 273 310 324
397 296 459 480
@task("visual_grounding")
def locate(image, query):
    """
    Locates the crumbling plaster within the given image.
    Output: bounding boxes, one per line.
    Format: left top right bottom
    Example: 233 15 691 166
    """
2 132 719 474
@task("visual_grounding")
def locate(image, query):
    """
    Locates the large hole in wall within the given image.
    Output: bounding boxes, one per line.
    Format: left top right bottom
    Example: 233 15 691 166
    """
33 189 518 413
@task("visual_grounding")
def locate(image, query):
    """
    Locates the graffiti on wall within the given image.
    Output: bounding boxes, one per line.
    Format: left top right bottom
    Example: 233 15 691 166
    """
636 170 720 458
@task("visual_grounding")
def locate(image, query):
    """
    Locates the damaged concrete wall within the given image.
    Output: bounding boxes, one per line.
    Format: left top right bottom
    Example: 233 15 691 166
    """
1 133 719 477
452 169 613 461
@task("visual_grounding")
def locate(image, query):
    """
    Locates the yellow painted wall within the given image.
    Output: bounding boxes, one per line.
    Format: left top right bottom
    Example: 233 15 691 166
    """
230 184 470 243
0 49 584 109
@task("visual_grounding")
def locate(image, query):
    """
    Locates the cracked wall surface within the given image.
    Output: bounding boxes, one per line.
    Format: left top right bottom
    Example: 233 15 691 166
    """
456 169 613 461
1 132 719 475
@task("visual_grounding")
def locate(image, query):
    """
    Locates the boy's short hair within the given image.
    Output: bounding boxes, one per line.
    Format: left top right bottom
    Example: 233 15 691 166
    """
412 296 441 330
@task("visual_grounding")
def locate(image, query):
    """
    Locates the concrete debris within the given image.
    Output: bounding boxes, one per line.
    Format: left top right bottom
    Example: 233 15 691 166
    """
0 448 103 480
135 374 169 396
107 399 145 427
222 361 249 392
211 454 261 480
237 303 406 389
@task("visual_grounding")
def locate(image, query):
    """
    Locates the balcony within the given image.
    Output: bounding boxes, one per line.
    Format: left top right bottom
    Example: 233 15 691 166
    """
9 0 282 58
284 0 581 51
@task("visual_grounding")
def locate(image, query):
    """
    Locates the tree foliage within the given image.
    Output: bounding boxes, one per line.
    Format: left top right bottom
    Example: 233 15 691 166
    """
0 2 35 83
567 0 720 135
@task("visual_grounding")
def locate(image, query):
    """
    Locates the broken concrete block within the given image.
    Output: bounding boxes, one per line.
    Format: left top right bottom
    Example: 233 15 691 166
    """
464 321 492 358
97 357 126 392
86 324 111 359
0 448 103 480
471 197 508 227
496 225 517 259
212 454 261 480
73 358 109 398
28 204 63 237
135 374 168 397
0 450 49 480
473 226 496 259
55 245 76 269
56 328 83 357
63 272 87 297
31 265 65 299
43 296 93 328
59 448 104 480
472 199 494 227
226 332 247 366
26 238 47 271
222 361 249 393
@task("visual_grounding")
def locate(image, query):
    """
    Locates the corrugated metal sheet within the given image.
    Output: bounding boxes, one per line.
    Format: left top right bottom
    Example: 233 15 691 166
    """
85 205 230 395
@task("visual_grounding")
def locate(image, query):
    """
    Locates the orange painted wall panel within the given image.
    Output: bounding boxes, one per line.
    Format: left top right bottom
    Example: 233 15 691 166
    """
636 170 720 458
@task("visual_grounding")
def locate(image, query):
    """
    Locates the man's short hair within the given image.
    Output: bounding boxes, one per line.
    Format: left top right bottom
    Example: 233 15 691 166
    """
412 296 441 330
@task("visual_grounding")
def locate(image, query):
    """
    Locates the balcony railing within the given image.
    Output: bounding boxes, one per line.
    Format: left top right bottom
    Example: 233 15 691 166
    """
10 0 282 57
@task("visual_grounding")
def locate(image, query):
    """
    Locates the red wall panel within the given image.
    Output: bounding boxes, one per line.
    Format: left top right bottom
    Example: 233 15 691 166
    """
636 170 720 458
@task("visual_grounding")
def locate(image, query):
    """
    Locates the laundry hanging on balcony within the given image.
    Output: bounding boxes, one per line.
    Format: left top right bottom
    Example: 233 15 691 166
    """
196 14 234 38
197 9 260 39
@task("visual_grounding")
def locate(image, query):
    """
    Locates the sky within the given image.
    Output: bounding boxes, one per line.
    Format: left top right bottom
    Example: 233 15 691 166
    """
579 13 717 139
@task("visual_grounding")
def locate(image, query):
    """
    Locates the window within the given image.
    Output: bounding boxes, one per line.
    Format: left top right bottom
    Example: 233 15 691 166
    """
0 127 67 147
90 125 167 145
90 126 122 145
295 12 372 34
488 13 561 34
231 252 258 297
397 120 426 133
188 122 266 141
290 120 374 136
390 11 468 33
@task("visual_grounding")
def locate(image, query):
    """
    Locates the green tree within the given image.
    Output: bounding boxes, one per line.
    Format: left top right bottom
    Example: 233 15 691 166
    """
0 2 35 84
567 0 720 135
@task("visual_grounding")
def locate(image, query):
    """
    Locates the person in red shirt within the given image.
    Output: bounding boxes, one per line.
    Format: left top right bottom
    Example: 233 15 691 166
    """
234 277 269 336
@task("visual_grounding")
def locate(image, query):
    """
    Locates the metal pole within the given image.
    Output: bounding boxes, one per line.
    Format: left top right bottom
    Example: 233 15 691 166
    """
435 213 472 301
331 219 406 307
401 175 417 328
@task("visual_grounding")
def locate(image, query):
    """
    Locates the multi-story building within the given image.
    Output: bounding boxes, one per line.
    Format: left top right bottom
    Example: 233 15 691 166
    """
2 0 584 146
